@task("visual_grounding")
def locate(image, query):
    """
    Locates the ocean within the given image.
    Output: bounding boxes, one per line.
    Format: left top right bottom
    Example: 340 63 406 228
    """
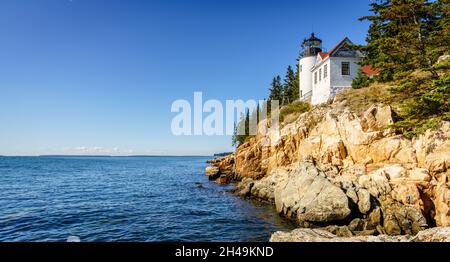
0 156 294 242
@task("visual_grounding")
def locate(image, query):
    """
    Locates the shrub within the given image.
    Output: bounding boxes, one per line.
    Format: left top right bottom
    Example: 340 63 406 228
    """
352 72 374 89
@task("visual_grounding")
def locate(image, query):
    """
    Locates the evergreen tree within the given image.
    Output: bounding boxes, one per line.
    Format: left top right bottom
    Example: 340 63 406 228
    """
245 109 250 136
231 122 239 147
358 0 449 138
359 0 446 80
282 66 296 105
292 63 300 101
231 109 255 147
248 104 259 135
269 75 283 102
426 0 450 65
231 110 250 147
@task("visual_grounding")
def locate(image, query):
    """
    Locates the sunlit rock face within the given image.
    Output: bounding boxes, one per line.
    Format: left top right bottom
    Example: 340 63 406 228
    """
269 227 450 242
208 100 450 233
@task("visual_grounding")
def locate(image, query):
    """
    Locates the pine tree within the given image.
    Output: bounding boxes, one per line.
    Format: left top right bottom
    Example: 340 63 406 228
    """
245 109 250 136
269 75 283 102
426 0 450 65
358 0 449 138
292 63 300 101
231 110 251 147
282 66 296 105
359 0 445 80
231 122 238 147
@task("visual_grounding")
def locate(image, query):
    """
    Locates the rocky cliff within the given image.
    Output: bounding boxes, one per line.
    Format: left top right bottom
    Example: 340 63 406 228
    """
206 97 450 240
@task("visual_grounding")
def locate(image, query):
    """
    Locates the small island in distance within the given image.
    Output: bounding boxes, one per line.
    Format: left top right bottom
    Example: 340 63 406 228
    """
213 152 233 157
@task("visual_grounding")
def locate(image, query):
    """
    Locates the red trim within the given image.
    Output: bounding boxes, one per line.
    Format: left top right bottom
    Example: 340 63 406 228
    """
361 65 380 76
319 52 329 59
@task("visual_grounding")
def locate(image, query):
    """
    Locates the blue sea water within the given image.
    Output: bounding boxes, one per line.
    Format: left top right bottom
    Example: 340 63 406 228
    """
0 156 294 242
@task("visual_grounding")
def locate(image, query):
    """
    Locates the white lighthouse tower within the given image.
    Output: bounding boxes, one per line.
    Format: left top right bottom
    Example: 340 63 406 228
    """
299 33 323 101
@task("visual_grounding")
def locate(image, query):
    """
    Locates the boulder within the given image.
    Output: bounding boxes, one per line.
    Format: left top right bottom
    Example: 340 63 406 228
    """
408 168 431 182
390 183 423 210
348 218 366 232
413 122 450 174
381 198 428 235
205 166 220 180
326 225 354 237
368 136 417 164
270 227 450 242
358 170 391 198
269 228 411 242
236 167 290 201
367 207 382 229
383 164 407 180
215 175 229 185
434 172 450 226
216 154 235 176
411 227 450 242
274 161 351 223
356 188 371 214
237 178 254 197
361 104 394 132
270 228 342 242
346 187 359 204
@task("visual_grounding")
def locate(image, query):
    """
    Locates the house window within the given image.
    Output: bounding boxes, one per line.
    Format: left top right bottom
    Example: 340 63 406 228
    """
324 64 328 78
314 72 317 84
319 69 322 81
341 62 350 75
300 65 302 72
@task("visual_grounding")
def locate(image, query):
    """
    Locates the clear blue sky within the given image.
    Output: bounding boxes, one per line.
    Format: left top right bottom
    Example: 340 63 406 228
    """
0 0 372 156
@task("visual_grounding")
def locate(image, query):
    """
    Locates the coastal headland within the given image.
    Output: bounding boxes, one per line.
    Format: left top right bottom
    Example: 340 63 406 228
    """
206 87 450 242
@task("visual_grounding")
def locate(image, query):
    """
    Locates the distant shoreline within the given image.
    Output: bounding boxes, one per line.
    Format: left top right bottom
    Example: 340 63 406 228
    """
0 155 212 158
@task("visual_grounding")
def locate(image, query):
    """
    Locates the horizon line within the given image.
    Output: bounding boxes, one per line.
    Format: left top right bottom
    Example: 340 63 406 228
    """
0 154 215 158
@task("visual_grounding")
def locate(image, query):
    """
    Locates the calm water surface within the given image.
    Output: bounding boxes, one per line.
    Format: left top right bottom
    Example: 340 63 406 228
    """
0 156 294 242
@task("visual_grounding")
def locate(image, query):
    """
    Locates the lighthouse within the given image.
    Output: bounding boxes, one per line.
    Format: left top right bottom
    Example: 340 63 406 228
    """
299 33 322 101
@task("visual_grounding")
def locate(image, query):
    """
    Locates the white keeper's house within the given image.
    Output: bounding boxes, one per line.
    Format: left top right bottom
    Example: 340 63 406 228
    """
298 33 378 105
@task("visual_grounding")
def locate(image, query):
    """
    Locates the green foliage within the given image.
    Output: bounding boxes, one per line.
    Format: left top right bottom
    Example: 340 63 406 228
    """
419 76 450 114
426 0 450 67
231 0 448 146
269 75 283 102
359 0 450 138
293 64 300 101
393 74 450 137
231 110 251 147
269 65 300 106
281 66 299 105
231 103 268 147
359 0 448 80
352 71 374 89
396 117 443 139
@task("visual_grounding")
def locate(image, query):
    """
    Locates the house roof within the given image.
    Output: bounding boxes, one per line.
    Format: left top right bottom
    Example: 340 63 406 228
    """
315 37 353 62
327 37 352 57
361 65 380 76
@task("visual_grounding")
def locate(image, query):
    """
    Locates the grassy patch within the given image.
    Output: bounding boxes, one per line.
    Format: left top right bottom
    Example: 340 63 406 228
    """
335 84 394 116
279 101 310 124
340 63 449 139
